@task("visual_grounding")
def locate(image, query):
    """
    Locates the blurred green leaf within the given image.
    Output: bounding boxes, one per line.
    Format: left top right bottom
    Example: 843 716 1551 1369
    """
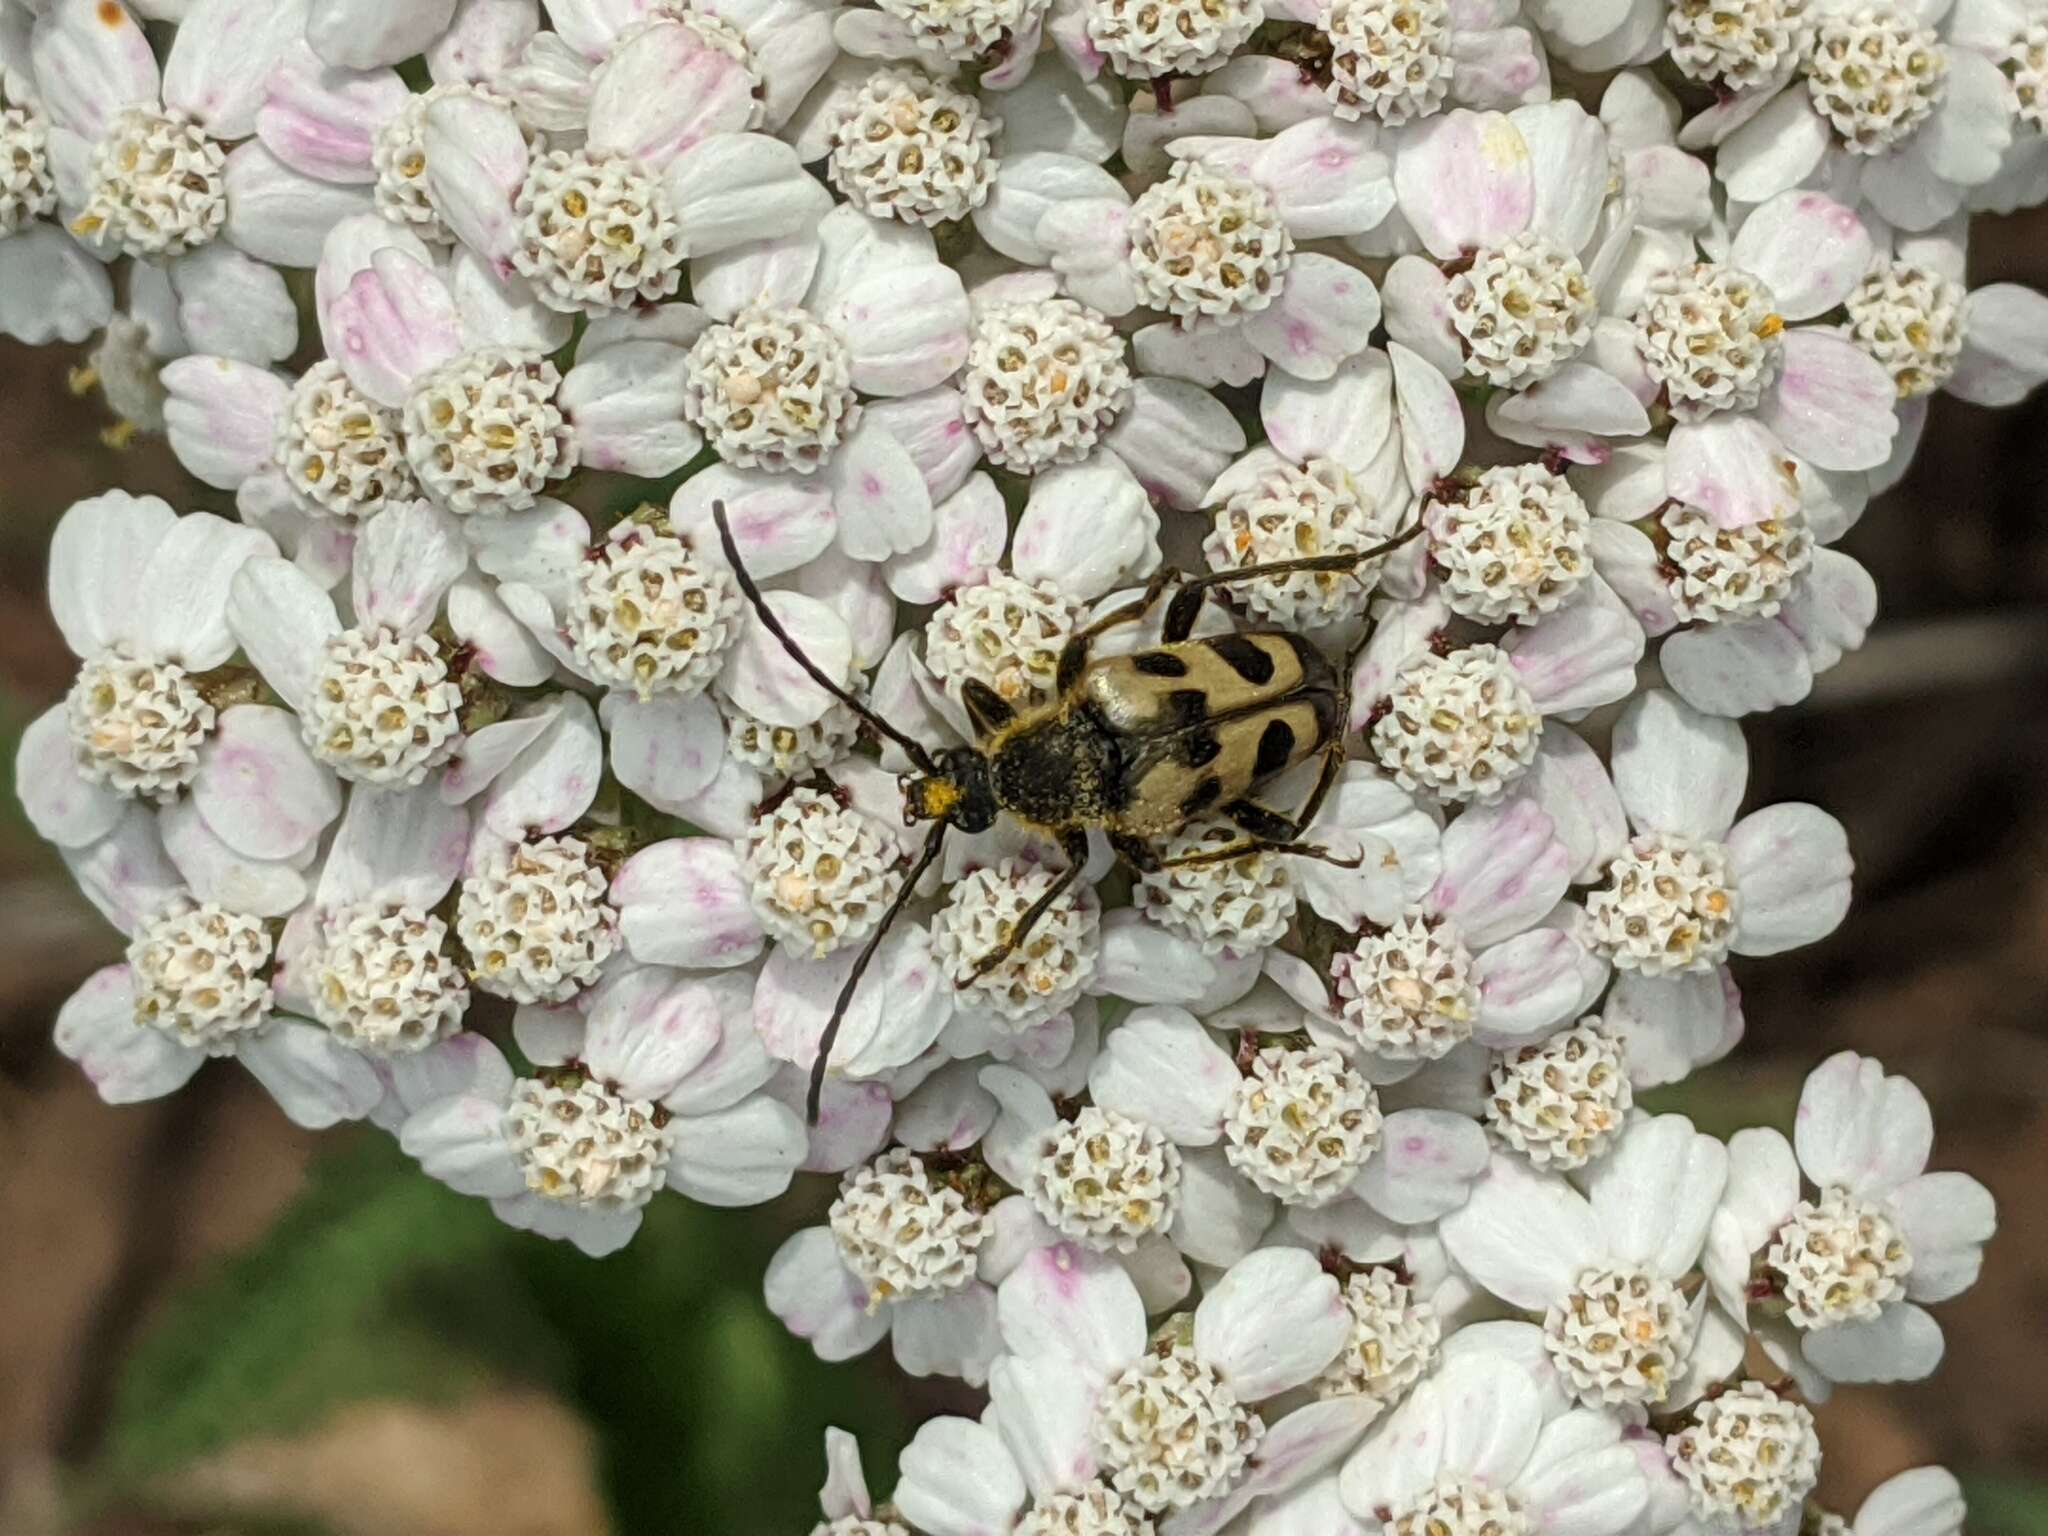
1962 1473 2048 1535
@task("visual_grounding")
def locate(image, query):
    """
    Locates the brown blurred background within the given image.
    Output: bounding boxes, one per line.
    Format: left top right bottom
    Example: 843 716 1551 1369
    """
3 221 2047 1532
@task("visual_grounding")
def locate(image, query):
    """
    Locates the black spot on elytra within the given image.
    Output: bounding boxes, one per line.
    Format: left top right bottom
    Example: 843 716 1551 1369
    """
1210 634 1276 686
1181 776 1223 815
1182 730 1222 768
1254 718 1296 777
1132 650 1190 678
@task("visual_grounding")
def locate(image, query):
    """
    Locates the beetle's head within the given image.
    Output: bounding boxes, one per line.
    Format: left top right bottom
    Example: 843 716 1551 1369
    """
905 747 997 834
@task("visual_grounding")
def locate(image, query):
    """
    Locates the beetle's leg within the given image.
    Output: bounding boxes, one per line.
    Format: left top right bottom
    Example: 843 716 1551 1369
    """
1156 836 1364 870
1056 566 1181 692
806 819 951 1123
965 830 1094 979
1223 734 1349 845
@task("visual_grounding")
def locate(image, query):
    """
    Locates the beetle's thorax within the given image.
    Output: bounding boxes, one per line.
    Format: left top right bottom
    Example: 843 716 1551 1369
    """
989 705 1121 830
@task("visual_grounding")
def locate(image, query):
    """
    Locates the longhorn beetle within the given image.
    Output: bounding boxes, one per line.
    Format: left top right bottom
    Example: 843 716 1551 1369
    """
710 502 1424 1121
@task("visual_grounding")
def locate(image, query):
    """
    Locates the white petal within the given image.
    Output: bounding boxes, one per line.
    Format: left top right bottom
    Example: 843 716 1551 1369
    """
1099 376 1246 510
352 500 465 636
1728 191 1873 321
31 0 160 142
1949 282 2048 406
1194 1247 1347 1400
666 1096 808 1205
168 243 298 365
556 340 699 475
222 142 375 267
1485 361 1650 461
863 387 980 505
1892 1171 1995 1304
989 1351 1101 1504
164 0 309 140
1013 458 1159 602
1799 1301 1943 1383
0 225 114 345
194 704 341 860
1357 1108 1490 1224
1262 348 1393 471
1171 1143 1276 1268
665 131 831 255
422 93 529 262
16 705 125 850
1512 1410 1647 1536
1389 339 1466 488
1715 87 1828 205
428 0 540 86
753 927 950 1080
47 491 177 658
1665 414 1800 530
1518 728 1625 884
611 837 766 969
1242 253 1380 381
307 0 456 68
1853 1467 1965 1536
61 804 185 935
718 589 855 725
55 964 204 1105
587 21 755 171
1610 688 1745 839
972 151 1125 265
1087 1005 1237 1145
1439 1152 1600 1309
1511 99 1608 254
601 690 723 810
161 356 291 490
894 1415 1026 1535
831 259 971 399
1605 969 1744 1091
886 472 1005 604
1726 802 1852 956
1793 1050 1931 1200
1661 619 1815 718
1758 330 1898 473
316 782 470 910
1586 1112 1726 1276
240 1018 385 1127
765 1226 892 1360
823 416 936 561
1473 928 1592 1047
1252 117 1395 240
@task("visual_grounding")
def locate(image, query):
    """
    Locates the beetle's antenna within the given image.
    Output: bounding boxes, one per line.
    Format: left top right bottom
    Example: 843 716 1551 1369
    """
807 818 950 1123
712 501 942 777
1172 518 1428 596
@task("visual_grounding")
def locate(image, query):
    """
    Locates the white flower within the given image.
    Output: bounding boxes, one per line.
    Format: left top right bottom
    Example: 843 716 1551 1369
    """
933 858 1103 1031
1801 1465 1966 1536
745 786 907 959
0 97 115 347
457 834 619 1005
1080 0 1264 76
1370 644 1543 803
1701 1052 1996 1395
1201 450 1405 629
1665 1379 1821 1534
828 68 999 228
1442 1114 1732 1409
398 969 807 1254
1339 1345 1649 1535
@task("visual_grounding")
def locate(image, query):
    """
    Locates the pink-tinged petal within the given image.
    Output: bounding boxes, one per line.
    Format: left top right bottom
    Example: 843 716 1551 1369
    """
862 388 979 506
1194 1248 1347 1400
996 1241 1146 1378
56 964 205 1105
1714 85 1828 204
1758 330 1898 473
893 1061 998 1153
352 499 465 636
221 142 376 267
1453 20 1552 110
240 1019 384 1128
612 837 767 969
1394 110 1534 261
987 1348 1101 1503
1389 339 1465 487
0 225 114 345
1728 191 1872 322
1262 347 1395 472
313 210 434 318
1794 1050 1932 1203
163 0 312 142
400 1091 526 1195
1504 578 1646 715
1473 928 1591 1046
560 340 702 476
1347 590 1450 728
30 0 160 142
1726 802 1851 957
582 967 721 1098
1664 618 1812 718
428 0 541 86
601 690 723 810
1487 362 1650 461
671 466 837 580
1892 1171 1996 1305
445 574 557 689
1013 459 1160 602
161 356 291 491
1101 376 1247 509
1519 728 1625 884
18 705 126 850
832 261 971 398
659 973 777 1114
1606 968 1743 1092
1665 415 1799 530
1438 1152 1602 1310
1253 117 1396 239
482 694 603 837
1609 688 1746 841
1800 1302 1943 1384
1510 99 1607 254
1133 319 1266 389
1241 252 1380 382
665 131 831 255
308 0 458 69
587 20 756 170
973 151 1125 265
1357 1107 1491 1225
765 1227 891 1360
1087 1004 1236 1145
61 804 183 934
423 92 529 262
823 416 935 561
718 589 854 727
227 555 343 712
168 243 298 365
1381 256 1462 379
47 490 177 658
801 1074 894 1173
885 472 1005 604
258 44 409 185
194 703 342 859
1949 282 2048 406
753 927 950 1077
1427 795 1570 947
317 782 470 910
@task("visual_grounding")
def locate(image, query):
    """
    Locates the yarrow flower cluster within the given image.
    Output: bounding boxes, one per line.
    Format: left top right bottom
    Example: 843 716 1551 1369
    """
9 3 2032 1530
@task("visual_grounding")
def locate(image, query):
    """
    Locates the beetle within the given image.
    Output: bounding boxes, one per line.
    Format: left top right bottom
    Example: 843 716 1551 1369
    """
709 501 1422 1120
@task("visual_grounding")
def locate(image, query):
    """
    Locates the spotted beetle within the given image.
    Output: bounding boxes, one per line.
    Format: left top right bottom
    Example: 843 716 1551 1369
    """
710 502 1423 1120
